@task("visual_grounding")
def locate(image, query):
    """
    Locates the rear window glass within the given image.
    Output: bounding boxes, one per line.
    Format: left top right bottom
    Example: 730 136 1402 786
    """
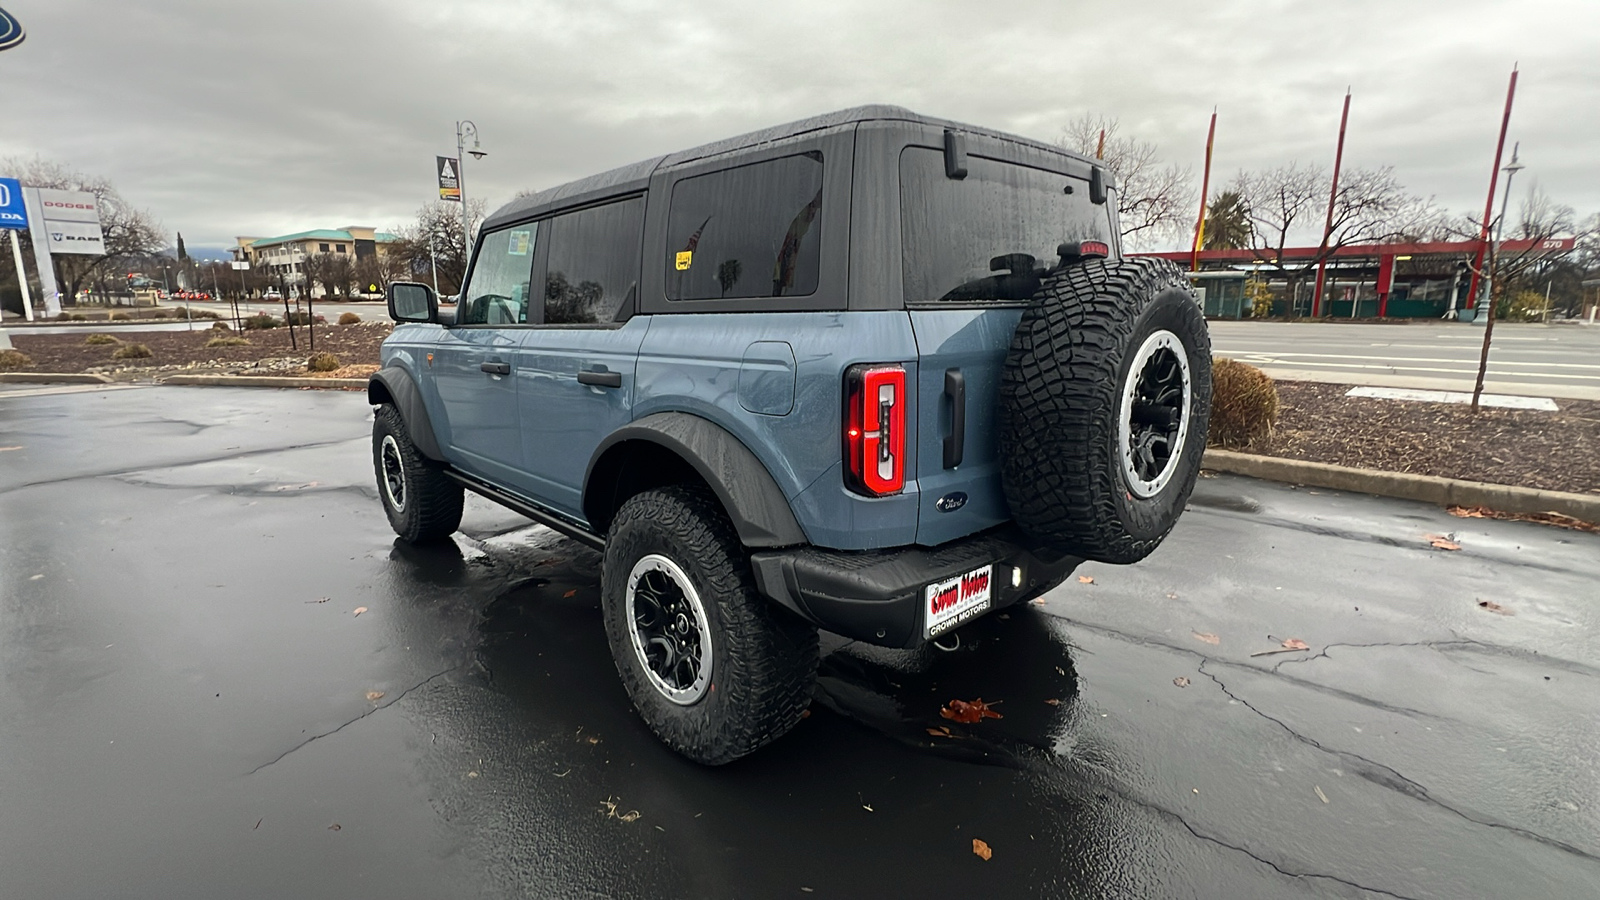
666 152 824 301
900 147 1113 305
543 197 644 325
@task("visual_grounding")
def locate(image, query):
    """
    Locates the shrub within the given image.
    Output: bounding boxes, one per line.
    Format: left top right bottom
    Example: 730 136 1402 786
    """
338 312 361 325
0 349 34 370
84 333 121 345
284 310 326 326
55 311 88 322
307 352 341 372
242 314 281 330
1207 358 1279 448
211 321 232 331
206 336 251 348
146 309 173 318
190 308 220 320
112 343 153 360
108 311 130 321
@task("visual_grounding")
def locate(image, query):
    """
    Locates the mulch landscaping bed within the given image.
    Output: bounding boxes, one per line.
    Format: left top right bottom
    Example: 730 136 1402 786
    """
1241 382 1600 496
8 322 392 379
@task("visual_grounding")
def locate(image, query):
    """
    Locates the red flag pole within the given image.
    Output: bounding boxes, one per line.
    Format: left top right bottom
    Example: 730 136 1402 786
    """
1312 89 1351 318
1465 66 1518 312
1095 128 1105 160
1190 109 1216 273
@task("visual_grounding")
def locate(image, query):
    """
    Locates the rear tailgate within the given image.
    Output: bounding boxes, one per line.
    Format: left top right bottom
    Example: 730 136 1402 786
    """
909 308 1022 546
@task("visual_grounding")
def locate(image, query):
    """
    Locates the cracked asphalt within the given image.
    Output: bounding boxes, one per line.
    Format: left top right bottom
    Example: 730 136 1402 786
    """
2 385 1597 899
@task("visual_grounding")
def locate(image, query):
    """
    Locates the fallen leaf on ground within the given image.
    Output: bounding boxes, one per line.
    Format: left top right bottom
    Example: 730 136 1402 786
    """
926 726 957 738
327 823 341 831
352 607 367 617
1250 638 1311 657
1078 575 1095 584
1192 631 1220 645
1030 598 1046 605
563 589 577 598
940 698 1003 723
972 838 993 861
1173 676 1191 688
1477 600 1514 616
1314 785 1329 804
1044 698 1061 706
365 691 385 702
1448 505 1598 533
1424 533 1462 551
587 736 601 744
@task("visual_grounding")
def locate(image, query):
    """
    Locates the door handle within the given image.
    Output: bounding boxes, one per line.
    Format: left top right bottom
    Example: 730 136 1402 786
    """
480 361 511 376
577 370 623 388
943 368 965 469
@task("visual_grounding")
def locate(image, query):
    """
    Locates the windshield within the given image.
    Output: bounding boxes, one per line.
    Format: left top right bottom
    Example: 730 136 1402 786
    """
900 147 1114 305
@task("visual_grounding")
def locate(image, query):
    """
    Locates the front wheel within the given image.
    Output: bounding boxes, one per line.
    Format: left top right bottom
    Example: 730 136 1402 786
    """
601 485 818 765
372 403 463 543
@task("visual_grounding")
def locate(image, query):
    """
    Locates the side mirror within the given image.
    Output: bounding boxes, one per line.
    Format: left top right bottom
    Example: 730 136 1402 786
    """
387 282 437 323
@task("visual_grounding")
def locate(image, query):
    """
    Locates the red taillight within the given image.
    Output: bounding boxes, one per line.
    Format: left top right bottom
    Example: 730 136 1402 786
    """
1080 240 1110 258
844 364 906 496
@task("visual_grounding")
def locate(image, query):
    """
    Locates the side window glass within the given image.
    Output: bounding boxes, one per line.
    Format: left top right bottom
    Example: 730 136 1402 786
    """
458 224 537 325
665 152 823 301
543 197 645 325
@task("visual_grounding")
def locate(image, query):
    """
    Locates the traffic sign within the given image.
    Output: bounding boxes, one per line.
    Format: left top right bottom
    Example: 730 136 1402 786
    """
0 176 27 230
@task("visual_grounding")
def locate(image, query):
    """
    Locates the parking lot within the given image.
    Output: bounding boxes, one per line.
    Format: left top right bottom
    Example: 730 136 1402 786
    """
2 385 1597 899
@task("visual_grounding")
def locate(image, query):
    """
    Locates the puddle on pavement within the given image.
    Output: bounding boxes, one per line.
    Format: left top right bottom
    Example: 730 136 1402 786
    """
1186 489 1262 514
452 532 1082 770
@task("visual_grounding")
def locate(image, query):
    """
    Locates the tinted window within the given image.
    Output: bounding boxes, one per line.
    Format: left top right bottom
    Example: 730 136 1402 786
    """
666 152 823 301
459 223 537 325
543 197 645 325
901 148 1113 305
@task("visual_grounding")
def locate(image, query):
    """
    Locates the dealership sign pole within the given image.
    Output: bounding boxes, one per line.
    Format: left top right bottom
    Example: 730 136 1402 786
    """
18 186 105 318
0 176 33 326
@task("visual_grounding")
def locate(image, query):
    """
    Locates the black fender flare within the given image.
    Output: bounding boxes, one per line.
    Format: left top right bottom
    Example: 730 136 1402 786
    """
584 412 808 548
368 367 445 462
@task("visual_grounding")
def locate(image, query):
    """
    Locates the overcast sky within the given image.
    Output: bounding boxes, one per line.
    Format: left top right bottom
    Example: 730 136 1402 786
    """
1 0 1596 250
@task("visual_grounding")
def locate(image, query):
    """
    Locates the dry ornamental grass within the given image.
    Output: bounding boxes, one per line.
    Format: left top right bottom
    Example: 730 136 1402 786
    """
1208 358 1280 448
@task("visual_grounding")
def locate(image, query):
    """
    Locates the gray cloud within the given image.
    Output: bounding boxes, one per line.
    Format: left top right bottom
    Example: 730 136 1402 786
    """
2 0 1595 248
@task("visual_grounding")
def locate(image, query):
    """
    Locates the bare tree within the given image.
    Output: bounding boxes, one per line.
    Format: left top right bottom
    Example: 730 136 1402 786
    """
1058 114 1194 248
1230 162 1438 308
0 156 165 306
388 199 486 296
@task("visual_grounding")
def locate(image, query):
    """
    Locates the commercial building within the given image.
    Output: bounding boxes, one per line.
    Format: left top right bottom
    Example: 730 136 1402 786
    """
231 226 398 294
1142 237 1576 320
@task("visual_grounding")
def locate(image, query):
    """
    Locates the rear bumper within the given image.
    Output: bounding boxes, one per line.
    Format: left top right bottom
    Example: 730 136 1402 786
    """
749 526 1080 649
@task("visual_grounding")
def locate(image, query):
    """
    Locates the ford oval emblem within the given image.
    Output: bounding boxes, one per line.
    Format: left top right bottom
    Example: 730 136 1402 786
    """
936 492 967 513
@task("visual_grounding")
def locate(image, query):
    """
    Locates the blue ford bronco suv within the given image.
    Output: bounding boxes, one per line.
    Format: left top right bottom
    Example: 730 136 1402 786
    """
370 106 1211 764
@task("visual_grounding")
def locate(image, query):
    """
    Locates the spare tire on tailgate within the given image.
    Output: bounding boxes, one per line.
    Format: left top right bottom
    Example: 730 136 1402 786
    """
999 256 1211 564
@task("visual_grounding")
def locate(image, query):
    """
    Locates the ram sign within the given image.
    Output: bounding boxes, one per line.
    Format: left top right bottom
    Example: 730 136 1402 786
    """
34 188 104 255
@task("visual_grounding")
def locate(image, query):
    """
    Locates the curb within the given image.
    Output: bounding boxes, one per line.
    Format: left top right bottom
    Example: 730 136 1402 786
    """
0 371 115 385
1203 449 1600 524
161 374 368 389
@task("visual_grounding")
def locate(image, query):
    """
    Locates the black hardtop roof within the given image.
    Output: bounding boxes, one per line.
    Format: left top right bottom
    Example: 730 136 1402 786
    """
482 105 1092 230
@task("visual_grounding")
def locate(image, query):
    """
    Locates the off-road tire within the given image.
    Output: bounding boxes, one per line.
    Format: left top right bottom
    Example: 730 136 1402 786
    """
999 257 1211 564
372 403 463 543
601 485 819 765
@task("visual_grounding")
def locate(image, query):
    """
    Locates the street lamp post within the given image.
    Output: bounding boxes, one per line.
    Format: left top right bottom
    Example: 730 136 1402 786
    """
1470 144 1524 411
455 120 486 285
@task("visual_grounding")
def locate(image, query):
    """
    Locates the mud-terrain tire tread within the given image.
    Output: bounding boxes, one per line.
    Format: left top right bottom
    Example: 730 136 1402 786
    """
602 485 819 765
373 403 463 543
999 257 1211 564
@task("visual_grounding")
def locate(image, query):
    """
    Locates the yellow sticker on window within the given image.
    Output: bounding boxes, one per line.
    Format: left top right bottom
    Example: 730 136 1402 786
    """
675 250 693 271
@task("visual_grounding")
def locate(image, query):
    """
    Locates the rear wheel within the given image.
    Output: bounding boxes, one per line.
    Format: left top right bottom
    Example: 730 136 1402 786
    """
372 403 463 543
601 485 818 765
999 257 1211 564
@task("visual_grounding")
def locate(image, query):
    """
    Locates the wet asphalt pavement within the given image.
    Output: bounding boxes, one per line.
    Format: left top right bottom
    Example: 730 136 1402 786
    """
2 386 1597 899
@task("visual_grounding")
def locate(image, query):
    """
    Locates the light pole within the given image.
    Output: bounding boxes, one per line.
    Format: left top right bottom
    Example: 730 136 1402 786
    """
1470 144 1524 411
455 120 486 285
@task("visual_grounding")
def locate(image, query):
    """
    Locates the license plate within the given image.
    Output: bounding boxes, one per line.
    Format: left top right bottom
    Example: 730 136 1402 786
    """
925 564 992 638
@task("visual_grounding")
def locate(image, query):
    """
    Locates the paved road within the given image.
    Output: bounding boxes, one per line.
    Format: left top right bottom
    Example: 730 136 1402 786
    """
1211 321 1600 400
2 386 1598 899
